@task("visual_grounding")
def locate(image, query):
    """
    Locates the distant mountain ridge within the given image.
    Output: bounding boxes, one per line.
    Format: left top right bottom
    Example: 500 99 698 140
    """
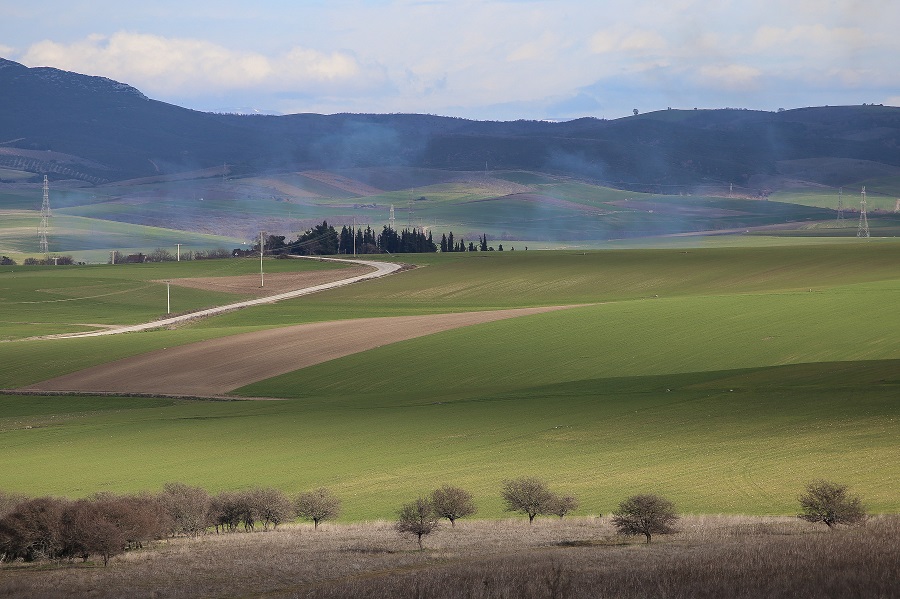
2 57 899 190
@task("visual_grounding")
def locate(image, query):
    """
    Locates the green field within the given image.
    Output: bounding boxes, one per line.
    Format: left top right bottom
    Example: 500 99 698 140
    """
0 242 898 520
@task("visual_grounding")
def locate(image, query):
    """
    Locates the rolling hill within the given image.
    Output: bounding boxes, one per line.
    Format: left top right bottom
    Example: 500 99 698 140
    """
2 57 900 190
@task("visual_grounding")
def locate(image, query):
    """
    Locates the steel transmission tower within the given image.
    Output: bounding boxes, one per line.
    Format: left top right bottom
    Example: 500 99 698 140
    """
857 186 870 238
837 187 844 223
389 204 395 230
39 175 51 254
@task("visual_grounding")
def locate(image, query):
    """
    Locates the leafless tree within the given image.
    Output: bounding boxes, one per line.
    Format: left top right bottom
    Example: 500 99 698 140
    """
501 478 555 524
295 488 341 530
549 494 579 519
612 494 678 543
0 496 68 561
431 485 477 527
251 487 294 531
798 480 866 529
0 491 26 518
210 491 243 533
396 497 439 550
159 482 211 537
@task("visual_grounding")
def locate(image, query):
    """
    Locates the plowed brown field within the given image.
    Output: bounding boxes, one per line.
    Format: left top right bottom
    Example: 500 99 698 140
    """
23 306 577 397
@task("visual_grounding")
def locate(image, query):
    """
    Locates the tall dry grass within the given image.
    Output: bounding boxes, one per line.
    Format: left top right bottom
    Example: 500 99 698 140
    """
0 516 896 598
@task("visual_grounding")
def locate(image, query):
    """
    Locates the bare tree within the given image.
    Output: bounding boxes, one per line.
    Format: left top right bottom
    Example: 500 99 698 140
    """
549 494 579 519
501 478 555 524
798 480 866 529
396 497 439 550
0 491 26 519
295 488 341 530
210 491 243 533
431 485 477 527
251 487 294 531
159 482 211 537
612 494 678 543
0 497 68 562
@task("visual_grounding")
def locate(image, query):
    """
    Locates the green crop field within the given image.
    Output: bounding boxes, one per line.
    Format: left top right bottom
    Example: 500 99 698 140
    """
0 241 898 520
0 257 354 340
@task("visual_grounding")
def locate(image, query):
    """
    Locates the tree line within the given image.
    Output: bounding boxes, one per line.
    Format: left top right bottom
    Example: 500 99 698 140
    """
0 478 865 565
0 483 340 566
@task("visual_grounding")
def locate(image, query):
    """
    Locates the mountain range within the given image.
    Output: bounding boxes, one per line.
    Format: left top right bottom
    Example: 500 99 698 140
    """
2 56 900 192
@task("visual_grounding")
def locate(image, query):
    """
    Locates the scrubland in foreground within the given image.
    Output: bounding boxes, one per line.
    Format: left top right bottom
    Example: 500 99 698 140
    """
1 516 896 599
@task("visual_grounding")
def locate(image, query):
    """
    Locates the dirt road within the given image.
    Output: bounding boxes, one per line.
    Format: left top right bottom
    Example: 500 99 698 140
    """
49 257 403 338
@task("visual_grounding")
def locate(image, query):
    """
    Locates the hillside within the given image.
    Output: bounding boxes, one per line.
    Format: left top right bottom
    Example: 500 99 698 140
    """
2 58 900 190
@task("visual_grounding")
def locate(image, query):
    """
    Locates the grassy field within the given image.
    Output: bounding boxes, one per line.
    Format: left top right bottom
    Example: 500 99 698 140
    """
0 257 353 340
2 516 896 598
0 241 898 520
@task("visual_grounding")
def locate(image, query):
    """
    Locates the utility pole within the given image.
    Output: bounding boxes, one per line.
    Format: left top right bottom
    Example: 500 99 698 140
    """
352 216 357 257
175 243 182 261
165 280 171 314
857 187 870 238
259 231 265 287
389 204 395 231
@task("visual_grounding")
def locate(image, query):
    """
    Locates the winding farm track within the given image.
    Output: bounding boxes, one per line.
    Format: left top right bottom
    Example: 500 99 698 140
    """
19 256 582 398
22 306 575 397
47 257 403 338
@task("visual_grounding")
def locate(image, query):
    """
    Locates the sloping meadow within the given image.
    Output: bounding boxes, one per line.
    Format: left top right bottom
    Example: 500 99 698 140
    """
0 242 898 518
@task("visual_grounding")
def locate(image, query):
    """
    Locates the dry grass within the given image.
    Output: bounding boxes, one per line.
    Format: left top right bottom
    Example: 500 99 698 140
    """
1 516 897 598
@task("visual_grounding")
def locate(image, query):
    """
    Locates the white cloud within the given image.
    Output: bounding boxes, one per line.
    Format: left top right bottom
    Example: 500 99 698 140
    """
21 32 381 97
696 64 762 91
0 45 15 57
506 32 562 62
590 26 666 55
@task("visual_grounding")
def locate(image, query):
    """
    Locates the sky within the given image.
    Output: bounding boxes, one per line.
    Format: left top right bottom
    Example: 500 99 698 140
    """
3 0 899 120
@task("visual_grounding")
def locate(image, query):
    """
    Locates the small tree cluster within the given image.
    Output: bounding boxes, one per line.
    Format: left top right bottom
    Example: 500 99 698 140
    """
0 493 169 566
0 483 340 566
210 487 294 533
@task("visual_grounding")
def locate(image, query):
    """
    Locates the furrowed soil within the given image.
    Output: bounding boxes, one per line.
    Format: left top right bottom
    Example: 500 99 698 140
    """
1 516 896 599
21 306 578 397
